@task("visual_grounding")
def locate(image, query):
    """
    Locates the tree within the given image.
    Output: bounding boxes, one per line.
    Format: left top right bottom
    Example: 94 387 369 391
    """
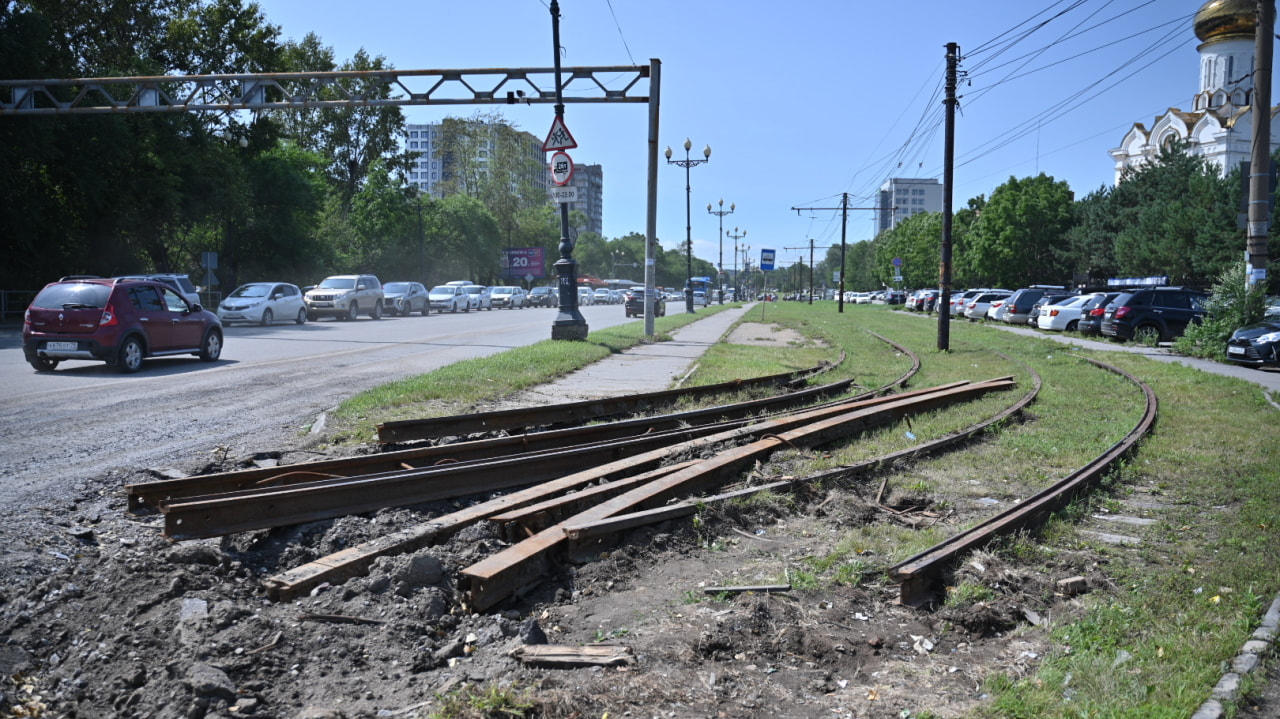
961 173 1075 288
875 212 943 288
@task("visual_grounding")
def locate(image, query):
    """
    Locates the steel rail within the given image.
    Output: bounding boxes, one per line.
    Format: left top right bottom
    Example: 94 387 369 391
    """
460 379 1016 611
560 356 1043 545
159 380 955 541
888 356 1157 605
127 377 856 513
374 355 844 445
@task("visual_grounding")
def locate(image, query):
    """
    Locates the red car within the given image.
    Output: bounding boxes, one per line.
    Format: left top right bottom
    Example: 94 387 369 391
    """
23 276 223 373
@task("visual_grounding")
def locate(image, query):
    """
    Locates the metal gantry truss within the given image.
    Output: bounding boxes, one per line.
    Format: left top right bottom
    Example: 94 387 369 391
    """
0 65 651 114
0 61 668 337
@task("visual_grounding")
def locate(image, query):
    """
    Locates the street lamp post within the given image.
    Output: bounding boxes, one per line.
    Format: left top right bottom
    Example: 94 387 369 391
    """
726 227 746 302
707 199 734 304
665 138 710 314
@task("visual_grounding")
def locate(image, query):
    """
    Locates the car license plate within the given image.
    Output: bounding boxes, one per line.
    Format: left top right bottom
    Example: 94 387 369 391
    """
47 341 77 351
1227 345 1246 355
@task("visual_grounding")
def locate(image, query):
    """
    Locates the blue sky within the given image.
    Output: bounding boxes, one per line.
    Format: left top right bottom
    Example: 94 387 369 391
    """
252 0 1219 272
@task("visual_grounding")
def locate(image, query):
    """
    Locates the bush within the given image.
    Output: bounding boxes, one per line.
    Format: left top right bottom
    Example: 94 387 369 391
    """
1174 263 1269 359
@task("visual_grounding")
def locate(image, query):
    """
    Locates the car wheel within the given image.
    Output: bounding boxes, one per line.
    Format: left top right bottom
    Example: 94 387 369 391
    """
296 308 307 325
421 303 431 316
307 311 318 322
1133 324 1162 344
199 328 223 362
29 356 59 372
346 302 359 321
259 308 273 327
463 303 470 313
1065 320 1078 332
372 302 382 320
118 336 145 373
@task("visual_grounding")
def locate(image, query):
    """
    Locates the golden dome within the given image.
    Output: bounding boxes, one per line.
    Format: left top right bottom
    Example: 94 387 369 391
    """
1194 0 1256 43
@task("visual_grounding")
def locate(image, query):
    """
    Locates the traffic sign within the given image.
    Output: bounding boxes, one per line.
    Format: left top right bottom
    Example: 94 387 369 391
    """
542 116 578 151
892 257 902 267
760 249 776 271
549 185 578 203
550 151 574 186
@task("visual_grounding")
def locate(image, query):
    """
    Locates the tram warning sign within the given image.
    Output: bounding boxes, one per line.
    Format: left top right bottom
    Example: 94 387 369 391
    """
542 116 578 151
550 151 574 186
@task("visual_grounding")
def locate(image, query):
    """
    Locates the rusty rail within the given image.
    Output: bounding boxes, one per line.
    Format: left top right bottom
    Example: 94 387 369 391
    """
127 377 856 513
460 378 1016 611
375 356 844 445
159 379 960 541
888 356 1157 605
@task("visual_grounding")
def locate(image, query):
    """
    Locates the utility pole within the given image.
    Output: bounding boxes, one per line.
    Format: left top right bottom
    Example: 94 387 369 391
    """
938 41 960 351
727 227 747 300
1248 0 1274 289
784 239 817 304
791 195 885 312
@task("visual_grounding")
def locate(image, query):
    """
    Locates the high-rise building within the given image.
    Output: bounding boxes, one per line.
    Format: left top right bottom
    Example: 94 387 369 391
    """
571 164 603 235
876 178 943 233
404 121 547 199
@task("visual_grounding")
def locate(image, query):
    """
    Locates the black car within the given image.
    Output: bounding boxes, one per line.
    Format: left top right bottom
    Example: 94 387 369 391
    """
1075 292 1120 336
1100 287 1207 343
624 290 666 318
527 286 557 307
1225 308 1280 368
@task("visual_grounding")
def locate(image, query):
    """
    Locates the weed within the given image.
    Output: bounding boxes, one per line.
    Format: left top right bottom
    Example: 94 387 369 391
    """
945 581 995 607
430 682 535 719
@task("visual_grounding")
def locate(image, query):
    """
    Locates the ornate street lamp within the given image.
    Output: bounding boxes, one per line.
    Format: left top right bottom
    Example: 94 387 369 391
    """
707 199 734 304
665 138 711 313
727 227 747 302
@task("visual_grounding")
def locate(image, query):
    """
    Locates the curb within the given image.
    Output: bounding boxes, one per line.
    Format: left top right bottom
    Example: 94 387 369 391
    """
1190 596 1280 718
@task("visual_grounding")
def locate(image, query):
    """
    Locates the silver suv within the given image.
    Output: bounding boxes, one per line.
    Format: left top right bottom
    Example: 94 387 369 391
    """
305 274 384 321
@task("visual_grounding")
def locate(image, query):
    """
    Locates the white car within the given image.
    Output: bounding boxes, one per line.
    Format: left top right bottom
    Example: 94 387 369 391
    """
577 287 595 305
461 285 492 310
1036 294 1095 332
428 284 469 313
217 282 308 326
593 288 614 305
964 291 1012 320
489 286 526 309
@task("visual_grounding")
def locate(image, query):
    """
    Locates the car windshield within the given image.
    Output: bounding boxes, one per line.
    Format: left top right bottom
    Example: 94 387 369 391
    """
492 287 513 294
384 283 410 292
463 286 483 294
317 277 355 290
230 284 271 298
429 286 454 294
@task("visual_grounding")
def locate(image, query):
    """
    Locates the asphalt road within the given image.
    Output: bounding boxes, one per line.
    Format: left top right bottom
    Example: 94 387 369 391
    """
0 303 633 508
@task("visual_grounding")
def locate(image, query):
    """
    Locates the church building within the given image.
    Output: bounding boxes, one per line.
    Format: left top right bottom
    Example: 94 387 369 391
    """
1109 0 1280 181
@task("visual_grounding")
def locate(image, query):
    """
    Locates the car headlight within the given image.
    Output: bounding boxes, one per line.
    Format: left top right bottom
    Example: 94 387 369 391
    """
1257 331 1280 343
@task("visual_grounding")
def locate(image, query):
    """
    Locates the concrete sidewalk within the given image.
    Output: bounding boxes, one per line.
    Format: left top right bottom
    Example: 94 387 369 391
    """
515 305 754 404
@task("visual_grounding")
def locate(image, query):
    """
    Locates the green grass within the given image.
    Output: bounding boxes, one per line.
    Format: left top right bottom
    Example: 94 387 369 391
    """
330 300 1280 717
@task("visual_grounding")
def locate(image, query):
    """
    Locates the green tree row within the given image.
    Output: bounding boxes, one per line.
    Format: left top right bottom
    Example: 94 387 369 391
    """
834 143 1276 293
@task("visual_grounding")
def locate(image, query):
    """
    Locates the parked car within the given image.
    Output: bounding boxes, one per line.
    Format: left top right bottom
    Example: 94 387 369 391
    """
1000 287 1071 325
460 285 492 311
1101 287 1208 342
883 290 907 305
23 276 223 373
305 274 384 321
624 289 666 318
527 286 556 307
964 290 1012 320
428 284 469 313
1225 304 1280 368
382 282 430 316
1076 292 1120 336
489 286 527 309
1035 294 1094 332
217 282 307 326
114 273 202 306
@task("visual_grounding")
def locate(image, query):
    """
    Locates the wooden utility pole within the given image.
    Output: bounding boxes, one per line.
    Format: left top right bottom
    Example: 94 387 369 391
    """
1248 1 1274 288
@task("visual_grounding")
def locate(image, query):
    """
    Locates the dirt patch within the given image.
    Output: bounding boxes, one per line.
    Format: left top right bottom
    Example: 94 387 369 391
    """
0 429 1104 719
726 322 827 348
